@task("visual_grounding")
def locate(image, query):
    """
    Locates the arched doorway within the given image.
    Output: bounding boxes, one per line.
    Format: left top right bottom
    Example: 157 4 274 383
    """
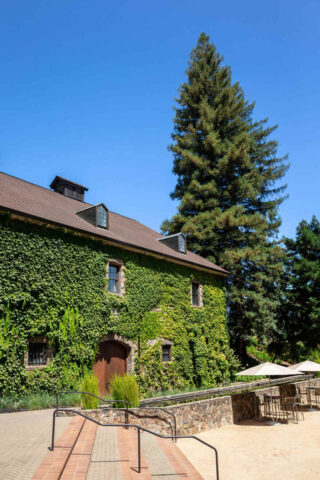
93 340 128 395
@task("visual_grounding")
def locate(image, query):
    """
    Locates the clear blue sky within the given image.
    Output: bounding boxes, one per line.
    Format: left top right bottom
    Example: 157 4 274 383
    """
0 0 319 239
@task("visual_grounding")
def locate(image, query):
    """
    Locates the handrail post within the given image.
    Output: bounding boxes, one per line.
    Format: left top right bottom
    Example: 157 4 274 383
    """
48 410 56 451
173 414 177 442
214 447 219 480
125 404 129 430
137 426 141 473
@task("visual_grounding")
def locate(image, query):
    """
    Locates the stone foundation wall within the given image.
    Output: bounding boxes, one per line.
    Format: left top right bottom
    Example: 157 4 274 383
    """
58 378 320 436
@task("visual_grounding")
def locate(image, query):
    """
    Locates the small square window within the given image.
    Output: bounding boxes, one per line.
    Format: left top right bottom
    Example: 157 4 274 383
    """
28 342 48 366
192 282 200 306
162 345 171 362
108 264 120 293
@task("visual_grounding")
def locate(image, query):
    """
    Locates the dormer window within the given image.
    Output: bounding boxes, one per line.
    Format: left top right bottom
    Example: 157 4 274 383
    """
158 232 187 254
76 203 108 229
178 234 186 253
97 205 107 228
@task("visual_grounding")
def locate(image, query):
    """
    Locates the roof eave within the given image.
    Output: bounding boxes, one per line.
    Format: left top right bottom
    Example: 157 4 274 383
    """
0 207 228 276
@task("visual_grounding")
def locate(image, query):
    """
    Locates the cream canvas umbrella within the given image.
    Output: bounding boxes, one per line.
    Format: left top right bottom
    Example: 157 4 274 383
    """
290 360 320 408
236 362 302 377
290 360 320 373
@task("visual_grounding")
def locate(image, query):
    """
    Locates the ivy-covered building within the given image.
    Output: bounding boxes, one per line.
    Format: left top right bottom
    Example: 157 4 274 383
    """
0 172 236 396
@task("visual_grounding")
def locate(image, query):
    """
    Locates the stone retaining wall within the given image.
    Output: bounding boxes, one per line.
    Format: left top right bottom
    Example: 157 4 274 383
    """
169 396 233 434
59 378 320 436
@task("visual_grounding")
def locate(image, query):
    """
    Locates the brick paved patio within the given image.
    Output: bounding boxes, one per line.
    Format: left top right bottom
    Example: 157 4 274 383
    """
0 409 71 480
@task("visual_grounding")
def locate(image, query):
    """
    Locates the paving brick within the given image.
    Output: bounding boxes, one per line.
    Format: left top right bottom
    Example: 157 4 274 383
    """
32 416 84 480
87 426 123 480
118 427 152 480
141 432 179 480
0 409 71 480
61 420 97 480
157 436 205 479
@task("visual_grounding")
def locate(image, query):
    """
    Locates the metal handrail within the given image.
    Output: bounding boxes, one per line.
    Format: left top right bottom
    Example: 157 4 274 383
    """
56 391 177 439
49 408 219 480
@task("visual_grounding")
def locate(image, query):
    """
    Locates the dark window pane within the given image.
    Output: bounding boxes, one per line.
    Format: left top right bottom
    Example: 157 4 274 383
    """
28 343 47 365
192 282 199 306
162 345 171 362
97 206 107 228
108 265 119 293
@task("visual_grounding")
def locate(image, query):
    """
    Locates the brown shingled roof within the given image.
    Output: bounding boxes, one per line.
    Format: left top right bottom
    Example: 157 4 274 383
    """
0 172 227 276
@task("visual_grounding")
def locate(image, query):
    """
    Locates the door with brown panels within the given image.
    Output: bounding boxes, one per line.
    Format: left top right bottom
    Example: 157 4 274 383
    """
93 340 127 395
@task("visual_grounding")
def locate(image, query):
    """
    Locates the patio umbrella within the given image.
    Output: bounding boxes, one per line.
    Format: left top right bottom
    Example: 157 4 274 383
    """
236 362 302 377
290 360 320 374
290 360 320 408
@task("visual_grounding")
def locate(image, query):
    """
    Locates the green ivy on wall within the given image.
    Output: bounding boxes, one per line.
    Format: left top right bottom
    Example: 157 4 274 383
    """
0 213 238 396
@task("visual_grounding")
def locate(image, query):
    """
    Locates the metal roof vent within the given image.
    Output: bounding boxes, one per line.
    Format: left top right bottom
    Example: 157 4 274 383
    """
50 176 88 202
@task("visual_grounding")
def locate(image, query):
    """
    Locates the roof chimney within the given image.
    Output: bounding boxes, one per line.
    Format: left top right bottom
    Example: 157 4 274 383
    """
50 176 88 202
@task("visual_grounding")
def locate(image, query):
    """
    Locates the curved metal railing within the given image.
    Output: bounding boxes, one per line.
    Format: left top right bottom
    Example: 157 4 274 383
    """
49 408 219 480
56 391 177 438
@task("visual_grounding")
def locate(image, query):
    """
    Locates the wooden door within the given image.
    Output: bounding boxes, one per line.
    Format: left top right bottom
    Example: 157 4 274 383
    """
93 341 127 395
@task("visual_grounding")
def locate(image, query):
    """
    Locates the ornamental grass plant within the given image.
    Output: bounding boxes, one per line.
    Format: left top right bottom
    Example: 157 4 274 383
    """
110 374 139 407
78 372 100 409
0 392 80 411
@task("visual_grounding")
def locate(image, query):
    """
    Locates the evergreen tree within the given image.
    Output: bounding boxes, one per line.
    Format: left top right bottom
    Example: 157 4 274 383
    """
162 33 289 360
282 216 320 355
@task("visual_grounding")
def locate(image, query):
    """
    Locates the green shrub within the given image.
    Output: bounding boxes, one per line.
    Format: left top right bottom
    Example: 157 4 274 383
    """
247 342 275 364
110 374 139 407
78 372 100 409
